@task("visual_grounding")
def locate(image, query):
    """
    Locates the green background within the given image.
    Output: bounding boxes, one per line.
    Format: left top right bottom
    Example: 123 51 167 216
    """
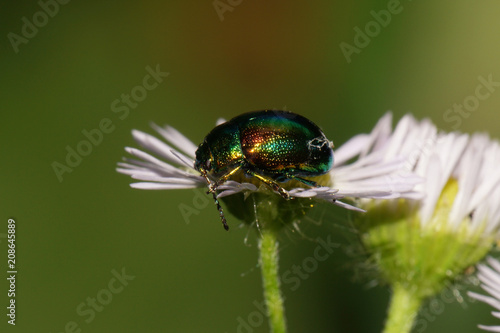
2 1 500 332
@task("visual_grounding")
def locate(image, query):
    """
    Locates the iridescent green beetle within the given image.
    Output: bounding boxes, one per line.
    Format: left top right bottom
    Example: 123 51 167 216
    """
195 110 334 230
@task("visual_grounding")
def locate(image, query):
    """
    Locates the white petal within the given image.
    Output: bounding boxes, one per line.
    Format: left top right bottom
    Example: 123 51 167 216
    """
216 181 258 197
131 130 187 166
359 112 393 158
169 149 196 169
151 123 198 158
216 118 227 126
333 200 366 212
468 292 500 311
420 154 443 225
477 324 500 332
217 190 241 198
333 134 370 166
130 182 200 190
337 190 395 199
291 190 321 198
122 154 195 179
336 159 403 182
130 174 203 185
217 181 258 191
487 257 500 273
382 113 415 160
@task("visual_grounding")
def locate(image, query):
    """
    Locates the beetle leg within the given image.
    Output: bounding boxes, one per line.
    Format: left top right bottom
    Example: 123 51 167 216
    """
289 176 320 188
198 168 230 230
212 164 243 189
249 172 290 200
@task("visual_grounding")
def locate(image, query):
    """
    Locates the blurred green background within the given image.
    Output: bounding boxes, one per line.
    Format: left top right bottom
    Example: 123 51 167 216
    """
2 1 500 332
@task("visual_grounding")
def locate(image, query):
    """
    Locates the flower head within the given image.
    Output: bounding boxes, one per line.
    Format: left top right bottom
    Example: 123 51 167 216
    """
356 113 500 239
352 113 500 332
117 112 419 230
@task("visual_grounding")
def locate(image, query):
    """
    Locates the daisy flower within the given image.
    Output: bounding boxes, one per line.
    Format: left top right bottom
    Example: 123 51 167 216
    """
116 111 420 231
469 257 500 332
352 114 500 333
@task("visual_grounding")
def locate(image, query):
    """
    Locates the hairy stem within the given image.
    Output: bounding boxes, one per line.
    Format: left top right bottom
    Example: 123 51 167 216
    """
383 283 422 333
259 231 287 333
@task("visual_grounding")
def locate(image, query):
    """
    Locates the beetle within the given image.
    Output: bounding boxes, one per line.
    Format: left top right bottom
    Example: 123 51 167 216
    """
194 110 334 230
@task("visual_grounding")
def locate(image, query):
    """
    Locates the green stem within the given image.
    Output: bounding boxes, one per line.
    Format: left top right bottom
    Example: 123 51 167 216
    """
383 284 422 333
259 231 287 333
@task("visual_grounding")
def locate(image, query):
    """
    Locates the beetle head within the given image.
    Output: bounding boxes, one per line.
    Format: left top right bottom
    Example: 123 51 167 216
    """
194 140 230 231
194 141 214 173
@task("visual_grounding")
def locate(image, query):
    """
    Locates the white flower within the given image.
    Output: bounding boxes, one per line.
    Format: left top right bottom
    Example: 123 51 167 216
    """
351 114 500 333
116 113 421 214
356 112 500 239
468 257 500 332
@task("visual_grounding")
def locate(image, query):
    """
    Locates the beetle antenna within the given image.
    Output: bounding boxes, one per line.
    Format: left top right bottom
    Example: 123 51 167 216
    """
200 169 229 231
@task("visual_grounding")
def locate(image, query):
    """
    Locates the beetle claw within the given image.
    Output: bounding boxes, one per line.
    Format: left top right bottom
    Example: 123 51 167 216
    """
273 185 290 200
